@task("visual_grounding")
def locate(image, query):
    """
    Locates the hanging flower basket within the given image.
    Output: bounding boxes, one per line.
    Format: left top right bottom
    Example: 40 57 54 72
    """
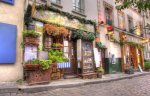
44 24 69 37
59 26 69 37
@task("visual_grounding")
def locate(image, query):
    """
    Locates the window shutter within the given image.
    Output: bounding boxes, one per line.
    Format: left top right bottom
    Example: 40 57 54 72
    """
1 0 15 5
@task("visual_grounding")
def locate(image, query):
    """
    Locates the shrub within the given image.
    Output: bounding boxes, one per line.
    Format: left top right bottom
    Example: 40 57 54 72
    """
144 61 150 70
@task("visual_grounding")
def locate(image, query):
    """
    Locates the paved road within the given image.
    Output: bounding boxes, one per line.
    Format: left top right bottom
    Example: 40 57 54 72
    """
11 75 150 96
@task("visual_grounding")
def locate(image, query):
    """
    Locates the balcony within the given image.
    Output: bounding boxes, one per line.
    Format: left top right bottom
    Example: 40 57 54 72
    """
106 19 113 26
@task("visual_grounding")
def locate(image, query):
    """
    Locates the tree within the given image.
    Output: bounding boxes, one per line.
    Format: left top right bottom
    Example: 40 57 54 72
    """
116 0 150 11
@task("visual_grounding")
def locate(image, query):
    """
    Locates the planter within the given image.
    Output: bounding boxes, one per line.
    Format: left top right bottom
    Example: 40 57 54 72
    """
97 73 102 78
24 64 40 71
124 67 134 74
24 37 39 46
24 64 52 85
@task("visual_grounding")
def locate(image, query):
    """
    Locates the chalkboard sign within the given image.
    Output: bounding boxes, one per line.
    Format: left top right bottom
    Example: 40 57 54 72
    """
0 23 17 64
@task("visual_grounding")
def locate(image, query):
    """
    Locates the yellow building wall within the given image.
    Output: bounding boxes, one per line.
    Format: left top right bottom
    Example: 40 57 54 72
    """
0 1 25 81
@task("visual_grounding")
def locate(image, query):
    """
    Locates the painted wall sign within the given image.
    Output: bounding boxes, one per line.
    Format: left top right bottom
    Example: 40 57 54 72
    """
34 10 94 32
1 0 14 5
0 23 17 64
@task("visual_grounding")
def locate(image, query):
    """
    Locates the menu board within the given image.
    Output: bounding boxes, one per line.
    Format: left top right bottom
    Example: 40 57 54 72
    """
82 41 94 73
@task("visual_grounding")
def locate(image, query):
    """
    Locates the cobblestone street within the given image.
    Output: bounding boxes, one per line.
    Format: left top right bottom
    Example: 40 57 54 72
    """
12 75 150 96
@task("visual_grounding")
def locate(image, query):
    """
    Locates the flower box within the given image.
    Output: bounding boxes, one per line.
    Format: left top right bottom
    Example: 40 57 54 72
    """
24 37 39 46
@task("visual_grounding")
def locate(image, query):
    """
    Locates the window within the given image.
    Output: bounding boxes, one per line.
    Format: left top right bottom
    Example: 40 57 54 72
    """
105 6 113 25
118 11 125 29
44 36 53 50
128 16 134 33
73 0 85 14
51 0 61 4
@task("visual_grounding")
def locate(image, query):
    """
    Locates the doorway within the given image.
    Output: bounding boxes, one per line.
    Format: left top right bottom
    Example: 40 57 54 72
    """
64 41 77 75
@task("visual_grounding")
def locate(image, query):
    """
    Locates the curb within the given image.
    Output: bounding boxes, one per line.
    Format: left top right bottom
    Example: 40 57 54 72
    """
0 72 150 94
19 72 150 93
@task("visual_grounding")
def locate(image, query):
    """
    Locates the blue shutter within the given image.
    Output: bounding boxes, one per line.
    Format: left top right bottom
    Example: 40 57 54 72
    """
0 23 17 64
1 0 14 5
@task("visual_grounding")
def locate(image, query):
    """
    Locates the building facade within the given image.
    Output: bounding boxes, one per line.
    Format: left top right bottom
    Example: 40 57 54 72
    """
143 10 150 60
0 0 25 81
0 0 148 82
97 0 145 73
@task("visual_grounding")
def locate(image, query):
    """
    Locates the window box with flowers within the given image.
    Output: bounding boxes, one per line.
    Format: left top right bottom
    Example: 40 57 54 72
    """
23 30 41 46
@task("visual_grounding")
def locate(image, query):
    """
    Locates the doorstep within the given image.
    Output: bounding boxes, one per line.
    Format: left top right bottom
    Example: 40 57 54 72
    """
0 72 150 94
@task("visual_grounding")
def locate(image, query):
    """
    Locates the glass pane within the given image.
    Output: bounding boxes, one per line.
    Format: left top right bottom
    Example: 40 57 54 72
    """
24 46 37 62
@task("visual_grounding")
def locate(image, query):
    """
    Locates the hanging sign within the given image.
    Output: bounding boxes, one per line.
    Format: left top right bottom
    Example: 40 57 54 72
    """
33 10 94 32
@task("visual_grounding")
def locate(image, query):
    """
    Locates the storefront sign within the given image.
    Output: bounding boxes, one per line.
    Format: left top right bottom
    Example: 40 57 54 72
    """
0 23 17 64
1 0 14 5
126 35 141 44
34 10 94 32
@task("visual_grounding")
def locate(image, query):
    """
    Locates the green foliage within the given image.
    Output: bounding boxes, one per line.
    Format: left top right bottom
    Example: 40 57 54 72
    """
36 5 96 25
97 66 104 74
144 61 150 70
96 42 106 49
39 59 52 70
116 0 150 11
124 41 144 49
110 36 144 49
24 5 32 26
23 30 41 38
48 49 69 63
71 30 95 41
26 59 52 70
110 36 123 46
51 43 63 48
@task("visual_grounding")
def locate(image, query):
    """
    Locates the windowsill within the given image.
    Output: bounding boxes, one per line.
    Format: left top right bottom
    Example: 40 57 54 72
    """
72 10 86 17
51 2 63 9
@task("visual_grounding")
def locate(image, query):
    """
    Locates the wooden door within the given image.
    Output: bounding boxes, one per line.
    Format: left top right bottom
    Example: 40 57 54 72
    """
64 41 77 75
130 46 138 70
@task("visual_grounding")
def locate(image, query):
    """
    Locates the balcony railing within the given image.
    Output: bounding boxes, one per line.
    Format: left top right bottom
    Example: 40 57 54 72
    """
106 19 113 25
73 6 85 14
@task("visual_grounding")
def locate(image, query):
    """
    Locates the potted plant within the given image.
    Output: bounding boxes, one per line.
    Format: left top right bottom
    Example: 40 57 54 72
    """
24 59 53 85
96 66 104 78
23 30 41 45
24 59 40 71
48 49 69 80
144 61 150 71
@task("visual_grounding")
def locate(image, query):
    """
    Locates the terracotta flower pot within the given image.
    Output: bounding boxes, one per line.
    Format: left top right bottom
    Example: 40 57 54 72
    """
95 37 100 42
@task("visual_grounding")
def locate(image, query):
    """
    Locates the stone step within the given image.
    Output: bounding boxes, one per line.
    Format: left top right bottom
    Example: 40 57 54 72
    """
64 74 77 79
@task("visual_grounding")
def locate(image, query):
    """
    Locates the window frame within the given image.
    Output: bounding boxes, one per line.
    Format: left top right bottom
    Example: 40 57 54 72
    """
118 11 126 30
73 0 85 14
104 2 114 26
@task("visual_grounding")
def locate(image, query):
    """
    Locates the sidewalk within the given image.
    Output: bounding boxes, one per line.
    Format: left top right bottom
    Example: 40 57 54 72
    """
0 72 150 94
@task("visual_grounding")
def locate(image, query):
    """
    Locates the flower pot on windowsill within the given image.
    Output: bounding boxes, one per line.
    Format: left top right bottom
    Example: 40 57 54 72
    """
24 37 39 46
